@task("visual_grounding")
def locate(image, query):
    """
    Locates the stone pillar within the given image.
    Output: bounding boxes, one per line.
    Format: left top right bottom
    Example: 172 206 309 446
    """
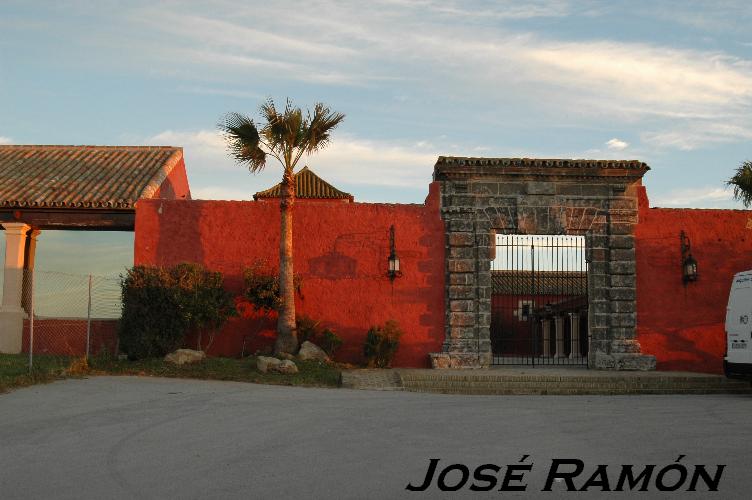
21 229 40 314
0 223 32 353
541 319 551 357
430 205 491 369
554 315 565 358
569 312 581 358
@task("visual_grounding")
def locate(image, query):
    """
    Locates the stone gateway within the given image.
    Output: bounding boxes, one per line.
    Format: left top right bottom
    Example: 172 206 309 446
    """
429 157 656 370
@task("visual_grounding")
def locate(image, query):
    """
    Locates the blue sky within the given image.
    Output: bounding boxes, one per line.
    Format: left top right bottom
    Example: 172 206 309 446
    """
1 0 751 275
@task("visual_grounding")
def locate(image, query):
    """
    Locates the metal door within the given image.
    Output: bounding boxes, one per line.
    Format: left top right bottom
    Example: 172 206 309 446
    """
490 235 588 366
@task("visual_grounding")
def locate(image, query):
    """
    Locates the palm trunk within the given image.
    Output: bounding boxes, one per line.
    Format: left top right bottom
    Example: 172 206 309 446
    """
274 169 298 354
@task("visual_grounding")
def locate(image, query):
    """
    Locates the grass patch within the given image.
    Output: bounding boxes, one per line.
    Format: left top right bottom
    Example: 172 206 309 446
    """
0 354 72 394
89 355 342 388
1 353 341 393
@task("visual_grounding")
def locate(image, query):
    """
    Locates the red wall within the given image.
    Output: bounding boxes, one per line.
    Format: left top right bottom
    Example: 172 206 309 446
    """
153 157 192 200
134 184 446 367
635 186 752 373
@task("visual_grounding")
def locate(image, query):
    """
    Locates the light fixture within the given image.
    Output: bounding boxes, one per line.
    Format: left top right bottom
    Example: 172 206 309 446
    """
387 225 402 281
680 230 698 284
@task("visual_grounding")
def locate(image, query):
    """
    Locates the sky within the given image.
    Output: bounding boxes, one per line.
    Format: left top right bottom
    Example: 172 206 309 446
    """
0 0 751 275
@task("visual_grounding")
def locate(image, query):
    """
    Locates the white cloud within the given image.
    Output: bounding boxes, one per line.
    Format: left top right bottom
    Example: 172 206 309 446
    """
309 135 438 188
143 129 442 199
642 122 752 151
175 85 262 100
652 186 736 208
69 2 752 151
0 136 13 145
190 186 254 201
124 2 752 118
606 138 628 150
146 129 229 167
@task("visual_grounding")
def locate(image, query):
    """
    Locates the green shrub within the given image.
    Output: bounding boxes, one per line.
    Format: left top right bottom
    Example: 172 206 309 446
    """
242 261 283 312
363 320 402 368
296 315 321 344
242 260 302 312
320 329 343 357
119 263 236 359
295 316 342 356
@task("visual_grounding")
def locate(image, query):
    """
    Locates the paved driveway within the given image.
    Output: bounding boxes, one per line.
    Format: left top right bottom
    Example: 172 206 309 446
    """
1 376 751 499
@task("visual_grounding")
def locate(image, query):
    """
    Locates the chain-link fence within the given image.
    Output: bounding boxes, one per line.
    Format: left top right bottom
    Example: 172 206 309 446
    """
22 269 121 370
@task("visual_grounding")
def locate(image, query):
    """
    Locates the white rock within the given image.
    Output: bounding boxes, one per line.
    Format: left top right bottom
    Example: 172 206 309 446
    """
257 356 282 373
164 349 206 365
276 359 299 374
297 341 330 362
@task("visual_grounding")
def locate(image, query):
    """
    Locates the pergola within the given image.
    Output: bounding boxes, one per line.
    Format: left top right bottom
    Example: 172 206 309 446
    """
0 145 190 353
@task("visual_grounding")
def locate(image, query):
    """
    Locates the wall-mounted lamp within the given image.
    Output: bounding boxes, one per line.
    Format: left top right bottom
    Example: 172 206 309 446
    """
387 225 402 281
680 230 698 284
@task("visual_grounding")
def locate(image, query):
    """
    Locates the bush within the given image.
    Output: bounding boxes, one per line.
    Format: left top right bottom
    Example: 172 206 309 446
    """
296 315 320 345
119 263 236 359
363 320 402 368
320 329 343 357
295 317 342 357
242 260 302 312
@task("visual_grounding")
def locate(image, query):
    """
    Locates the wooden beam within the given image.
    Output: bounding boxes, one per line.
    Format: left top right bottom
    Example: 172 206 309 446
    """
0 208 135 230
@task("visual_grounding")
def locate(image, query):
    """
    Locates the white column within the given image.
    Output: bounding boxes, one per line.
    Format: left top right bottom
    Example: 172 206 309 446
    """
21 229 40 314
569 312 581 359
554 315 566 358
0 223 32 353
541 319 551 357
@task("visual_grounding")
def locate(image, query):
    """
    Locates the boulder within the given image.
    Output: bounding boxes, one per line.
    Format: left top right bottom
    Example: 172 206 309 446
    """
164 349 206 365
276 359 299 374
257 356 282 373
297 341 330 362
278 352 296 361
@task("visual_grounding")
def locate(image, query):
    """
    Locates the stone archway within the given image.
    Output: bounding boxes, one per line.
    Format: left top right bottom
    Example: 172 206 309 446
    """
429 157 656 370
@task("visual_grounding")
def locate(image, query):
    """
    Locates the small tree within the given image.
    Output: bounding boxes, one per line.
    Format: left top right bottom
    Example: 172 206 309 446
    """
727 160 752 207
220 99 344 355
119 264 235 359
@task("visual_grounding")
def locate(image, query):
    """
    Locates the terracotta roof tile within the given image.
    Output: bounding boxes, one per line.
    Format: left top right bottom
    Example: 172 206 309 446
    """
0 145 183 209
253 166 352 201
492 270 587 296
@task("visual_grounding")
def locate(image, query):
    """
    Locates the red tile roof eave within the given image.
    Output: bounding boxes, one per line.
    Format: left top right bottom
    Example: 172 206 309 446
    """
0 145 184 209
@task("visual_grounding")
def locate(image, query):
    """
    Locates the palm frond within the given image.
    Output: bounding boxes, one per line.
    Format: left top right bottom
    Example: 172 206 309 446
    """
218 112 266 173
303 102 345 154
222 98 344 172
727 160 752 208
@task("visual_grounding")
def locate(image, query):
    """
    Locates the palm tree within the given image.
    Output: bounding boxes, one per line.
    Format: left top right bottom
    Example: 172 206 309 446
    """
728 160 752 208
220 98 345 354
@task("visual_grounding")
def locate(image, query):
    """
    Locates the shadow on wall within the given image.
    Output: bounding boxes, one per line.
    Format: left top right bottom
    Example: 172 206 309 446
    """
635 185 752 374
153 200 206 279
134 189 447 367
309 251 357 279
639 324 725 374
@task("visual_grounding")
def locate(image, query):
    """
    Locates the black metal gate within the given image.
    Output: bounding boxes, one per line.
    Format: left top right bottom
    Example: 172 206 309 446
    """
490 235 589 366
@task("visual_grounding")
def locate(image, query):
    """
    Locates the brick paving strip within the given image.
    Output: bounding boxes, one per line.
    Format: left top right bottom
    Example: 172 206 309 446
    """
340 367 752 395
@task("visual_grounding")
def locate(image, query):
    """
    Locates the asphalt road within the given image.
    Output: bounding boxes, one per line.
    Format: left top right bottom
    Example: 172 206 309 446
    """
1 376 751 499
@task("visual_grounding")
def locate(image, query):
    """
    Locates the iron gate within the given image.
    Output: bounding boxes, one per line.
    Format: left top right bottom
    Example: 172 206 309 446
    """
490 234 589 366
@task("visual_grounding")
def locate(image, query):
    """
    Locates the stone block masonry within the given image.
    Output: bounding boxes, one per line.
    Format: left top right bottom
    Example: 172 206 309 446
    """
431 157 656 370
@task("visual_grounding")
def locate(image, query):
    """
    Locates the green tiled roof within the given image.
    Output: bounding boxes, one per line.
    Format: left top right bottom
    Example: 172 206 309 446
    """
0 145 183 209
253 166 352 201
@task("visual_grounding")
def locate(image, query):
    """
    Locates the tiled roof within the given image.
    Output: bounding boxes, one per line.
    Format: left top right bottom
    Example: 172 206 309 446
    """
492 270 587 296
436 157 649 170
253 166 353 201
0 145 183 209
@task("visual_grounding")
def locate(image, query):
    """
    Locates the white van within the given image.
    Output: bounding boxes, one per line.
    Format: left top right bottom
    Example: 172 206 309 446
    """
725 270 752 379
